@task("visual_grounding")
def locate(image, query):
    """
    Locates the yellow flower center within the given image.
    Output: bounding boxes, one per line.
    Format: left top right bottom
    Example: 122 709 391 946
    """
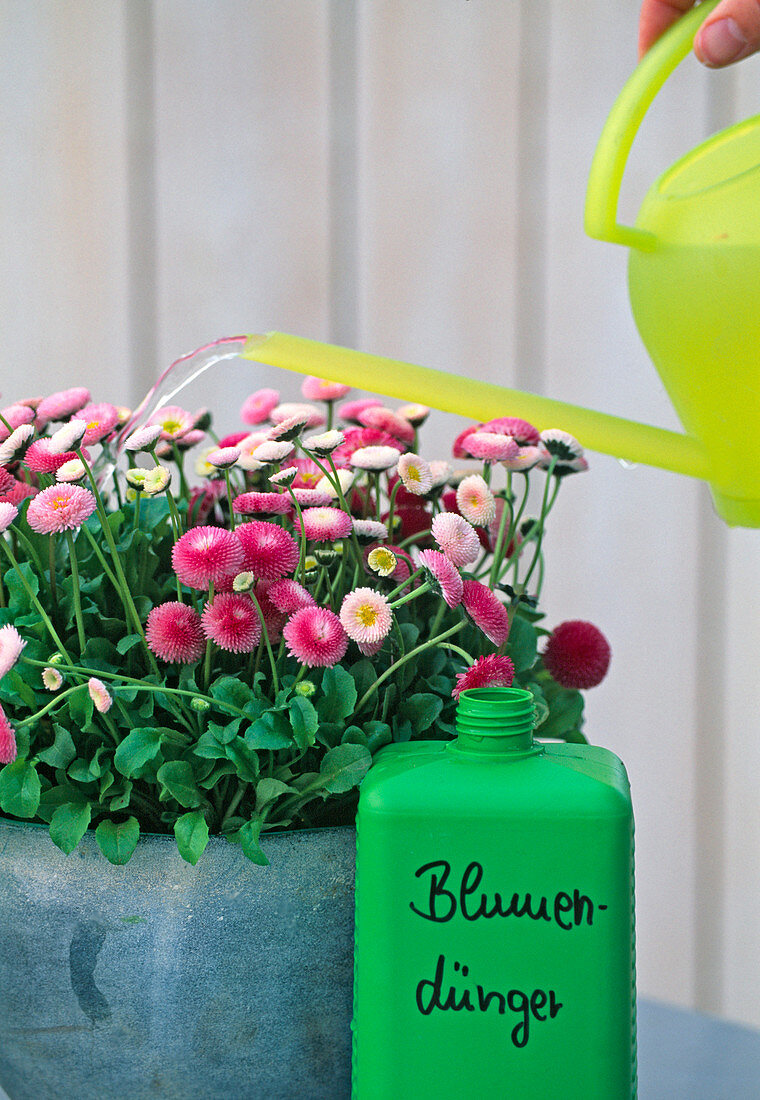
162 418 182 435
408 465 421 482
356 604 378 627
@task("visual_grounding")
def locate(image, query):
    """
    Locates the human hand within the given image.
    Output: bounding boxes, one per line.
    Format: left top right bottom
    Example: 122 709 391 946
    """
639 0 760 67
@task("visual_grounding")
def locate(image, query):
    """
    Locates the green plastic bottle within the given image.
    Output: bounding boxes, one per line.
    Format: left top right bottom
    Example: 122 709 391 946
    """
351 687 636 1099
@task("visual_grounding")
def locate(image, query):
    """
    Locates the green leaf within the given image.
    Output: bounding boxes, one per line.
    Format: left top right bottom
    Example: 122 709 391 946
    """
399 621 420 649
95 816 140 864
364 721 392 753
317 665 357 723
114 727 163 778
224 738 259 783
207 718 241 745
237 817 269 865
174 810 210 865
193 730 230 760
507 615 538 673
315 721 345 749
4 668 37 707
210 676 255 713
4 561 39 614
255 777 295 810
319 743 372 794
109 780 133 811
541 688 584 740
348 658 376 699
116 633 143 655
399 692 443 734
37 724 77 769
67 685 94 730
245 710 292 750
156 760 202 808
0 759 41 818
341 724 368 747
49 801 92 854
289 695 319 751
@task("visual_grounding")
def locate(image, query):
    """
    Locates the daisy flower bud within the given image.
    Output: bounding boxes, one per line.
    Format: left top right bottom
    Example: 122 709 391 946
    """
88 677 113 714
367 546 398 577
294 680 316 697
270 466 299 487
190 696 211 713
350 446 402 472
539 430 588 476
232 571 255 593
396 403 430 426
126 468 148 489
252 440 295 464
42 666 64 691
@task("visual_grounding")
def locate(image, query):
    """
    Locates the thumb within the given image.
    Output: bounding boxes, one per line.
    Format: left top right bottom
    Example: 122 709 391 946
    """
694 0 760 67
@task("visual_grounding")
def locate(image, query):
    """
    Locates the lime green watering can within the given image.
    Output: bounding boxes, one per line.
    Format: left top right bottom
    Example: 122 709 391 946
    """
138 1 759 524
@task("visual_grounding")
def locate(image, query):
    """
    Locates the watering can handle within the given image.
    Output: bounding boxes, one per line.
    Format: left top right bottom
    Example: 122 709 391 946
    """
584 0 720 250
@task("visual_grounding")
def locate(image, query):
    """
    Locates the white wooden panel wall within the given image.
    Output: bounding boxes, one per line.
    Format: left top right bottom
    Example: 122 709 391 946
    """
1 0 759 1032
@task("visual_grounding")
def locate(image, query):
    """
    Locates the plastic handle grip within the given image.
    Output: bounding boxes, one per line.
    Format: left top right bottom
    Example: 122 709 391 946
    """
584 0 720 249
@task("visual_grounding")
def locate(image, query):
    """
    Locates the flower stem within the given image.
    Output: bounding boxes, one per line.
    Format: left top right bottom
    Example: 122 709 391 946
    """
64 531 87 655
355 620 466 712
0 539 72 661
249 590 279 694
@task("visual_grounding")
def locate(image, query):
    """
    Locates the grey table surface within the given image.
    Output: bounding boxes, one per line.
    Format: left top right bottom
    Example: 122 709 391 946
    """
1 998 758 1099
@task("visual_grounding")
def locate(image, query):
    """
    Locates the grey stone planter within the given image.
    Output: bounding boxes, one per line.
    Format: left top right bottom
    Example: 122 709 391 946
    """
0 818 355 1100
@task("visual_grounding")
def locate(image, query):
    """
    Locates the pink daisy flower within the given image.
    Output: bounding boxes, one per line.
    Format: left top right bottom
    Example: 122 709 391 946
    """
396 403 430 426
352 518 388 543
48 419 88 454
35 388 91 426
305 429 345 455
171 526 244 590
456 474 496 527
233 491 292 517
314 469 354 500
236 520 300 581
270 402 325 429
340 588 393 646
24 438 82 474
146 601 205 663
452 654 516 699
0 404 35 443
26 483 96 534
241 388 280 426
0 480 36 506
461 578 509 646
201 592 262 653
356 406 415 445
418 549 463 608
266 578 316 614
78 402 120 445
0 703 17 764
252 440 295 464
147 405 196 441
301 376 351 402
429 459 452 488
0 625 26 679
283 605 348 668
542 620 611 689
463 431 520 463
397 453 433 495
0 424 35 465
501 444 548 472
332 426 404 467
350 446 402 472
124 423 163 452
88 677 113 714
206 446 241 470
431 512 480 567
295 507 353 542
0 468 14 495
539 430 589 476
217 430 250 449
269 466 299 487
338 397 383 423
0 502 18 532
236 431 270 471
482 417 540 446
292 487 334 508
268 413 313 441
451 423 480 459
55 459 87 484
